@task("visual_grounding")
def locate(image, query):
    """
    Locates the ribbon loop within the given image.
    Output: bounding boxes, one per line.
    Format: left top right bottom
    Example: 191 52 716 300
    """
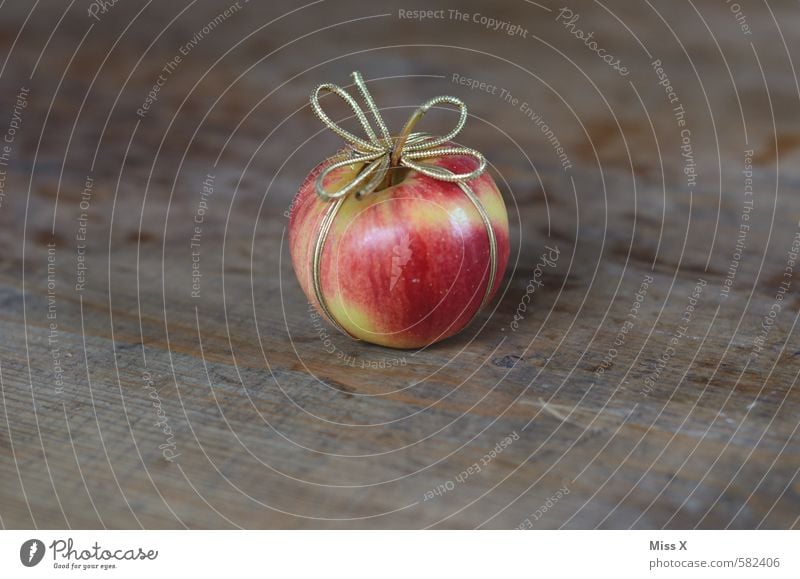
310 83 382 153
314 151 387 200
350 71 392 146
402 96 469 151
401 144 486 182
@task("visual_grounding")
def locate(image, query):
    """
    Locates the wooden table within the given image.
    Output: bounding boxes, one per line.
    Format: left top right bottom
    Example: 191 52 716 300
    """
1 0 799 529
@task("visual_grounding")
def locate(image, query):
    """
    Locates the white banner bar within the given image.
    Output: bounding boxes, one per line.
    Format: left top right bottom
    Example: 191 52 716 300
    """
0 530 796 577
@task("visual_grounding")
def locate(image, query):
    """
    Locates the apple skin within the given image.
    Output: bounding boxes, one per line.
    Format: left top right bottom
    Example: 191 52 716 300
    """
289 149 509 349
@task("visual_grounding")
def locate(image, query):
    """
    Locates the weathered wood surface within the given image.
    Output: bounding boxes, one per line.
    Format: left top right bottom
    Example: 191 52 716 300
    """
0 0 799 529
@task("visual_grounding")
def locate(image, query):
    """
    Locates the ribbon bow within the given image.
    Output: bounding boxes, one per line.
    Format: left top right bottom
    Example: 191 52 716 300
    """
310 71 487 200
307 72 498 340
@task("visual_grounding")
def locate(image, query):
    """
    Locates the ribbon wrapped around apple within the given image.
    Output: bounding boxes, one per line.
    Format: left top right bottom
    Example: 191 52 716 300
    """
289 72 509 349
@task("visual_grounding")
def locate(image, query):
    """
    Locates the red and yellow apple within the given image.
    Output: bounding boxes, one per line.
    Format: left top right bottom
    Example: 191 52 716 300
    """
289 150 509 349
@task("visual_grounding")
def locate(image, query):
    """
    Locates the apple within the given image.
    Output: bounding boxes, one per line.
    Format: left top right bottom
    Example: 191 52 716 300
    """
289 149 509 349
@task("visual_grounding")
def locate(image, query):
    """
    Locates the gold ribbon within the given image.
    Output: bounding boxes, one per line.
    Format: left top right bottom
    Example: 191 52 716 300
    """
308 71 498 340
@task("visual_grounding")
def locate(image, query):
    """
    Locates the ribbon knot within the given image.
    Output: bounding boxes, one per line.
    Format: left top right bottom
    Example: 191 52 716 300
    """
310 71 487 200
